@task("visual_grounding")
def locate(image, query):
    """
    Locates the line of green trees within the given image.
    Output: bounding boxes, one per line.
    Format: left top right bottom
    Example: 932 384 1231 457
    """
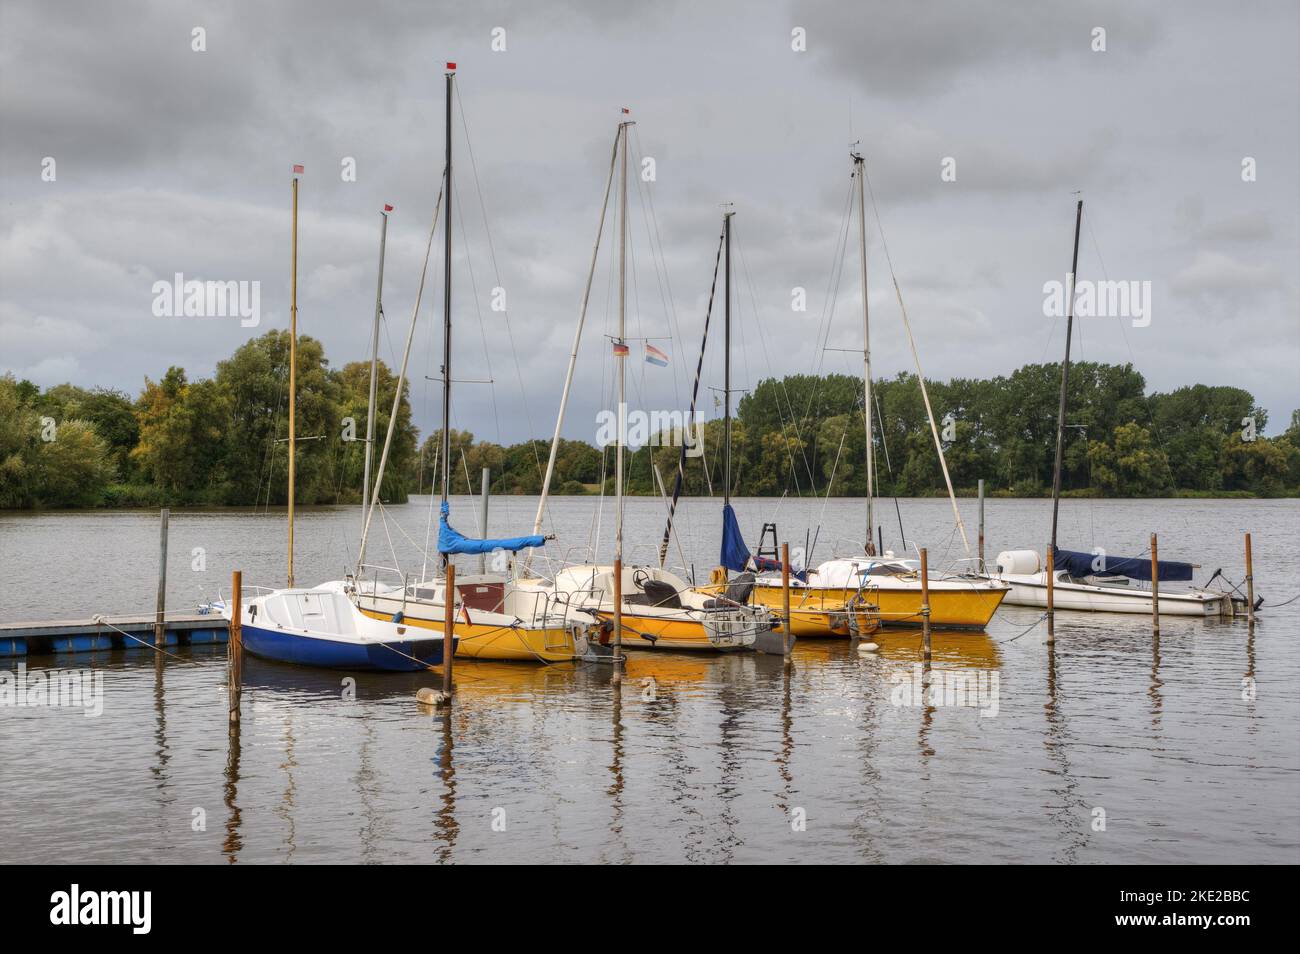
1 331 416 508
3 339 1297 509
414 363 1300 500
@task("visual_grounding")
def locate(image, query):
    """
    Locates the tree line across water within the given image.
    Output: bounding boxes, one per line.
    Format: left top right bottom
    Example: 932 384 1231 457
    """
2 330 1297 509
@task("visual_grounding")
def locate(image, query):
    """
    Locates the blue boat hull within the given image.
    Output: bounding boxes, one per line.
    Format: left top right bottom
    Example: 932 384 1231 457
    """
241 623 451 672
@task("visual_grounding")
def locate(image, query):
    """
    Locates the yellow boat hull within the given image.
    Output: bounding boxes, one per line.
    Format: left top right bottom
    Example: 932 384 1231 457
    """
694 585 878 638
775 605 879 638
357 607 577 663
594 611 742 652
751 584 1005 630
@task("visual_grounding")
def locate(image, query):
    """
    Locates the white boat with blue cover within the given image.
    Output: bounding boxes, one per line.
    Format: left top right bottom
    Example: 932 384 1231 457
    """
226 585 454 671
989 548 1230 617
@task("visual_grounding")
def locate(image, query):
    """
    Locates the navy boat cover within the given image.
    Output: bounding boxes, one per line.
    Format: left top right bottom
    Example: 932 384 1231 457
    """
1053 546 1193 583
720 504 750 573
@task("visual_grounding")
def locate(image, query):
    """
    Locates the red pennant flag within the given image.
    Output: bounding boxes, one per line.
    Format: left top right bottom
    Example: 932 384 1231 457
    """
621 107 630 115
446 61 456 70
292 164 304 174
383 204 393 212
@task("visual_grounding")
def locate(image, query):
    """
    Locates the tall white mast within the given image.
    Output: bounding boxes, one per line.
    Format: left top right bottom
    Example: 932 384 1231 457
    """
362 207 389 536
615 120 631 569
854 151 876 555
288 167 299 587
529 126 622 547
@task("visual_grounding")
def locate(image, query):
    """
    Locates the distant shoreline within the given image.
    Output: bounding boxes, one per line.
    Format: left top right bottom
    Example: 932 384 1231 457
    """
4 489 1295 513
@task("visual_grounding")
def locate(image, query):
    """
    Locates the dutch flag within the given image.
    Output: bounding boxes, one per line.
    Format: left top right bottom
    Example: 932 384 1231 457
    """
645 344 669 367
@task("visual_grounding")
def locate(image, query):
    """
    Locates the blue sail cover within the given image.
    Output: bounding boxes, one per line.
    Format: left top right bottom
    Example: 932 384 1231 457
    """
720 504 750 573
1053 547 1193 583
438 501 546 555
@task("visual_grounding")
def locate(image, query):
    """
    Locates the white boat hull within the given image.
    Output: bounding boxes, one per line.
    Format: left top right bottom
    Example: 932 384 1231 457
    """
997 573 1228 617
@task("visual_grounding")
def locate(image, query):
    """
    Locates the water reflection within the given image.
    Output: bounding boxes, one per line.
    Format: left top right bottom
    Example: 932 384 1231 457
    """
434 710 457 863
223 721 242 862
277 714 299 861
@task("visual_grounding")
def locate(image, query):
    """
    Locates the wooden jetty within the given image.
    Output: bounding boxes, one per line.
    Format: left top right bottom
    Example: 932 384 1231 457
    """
0 614 228 657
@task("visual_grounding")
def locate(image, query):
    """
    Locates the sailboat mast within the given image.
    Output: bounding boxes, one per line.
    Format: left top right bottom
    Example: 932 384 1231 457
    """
723 209 733 506
288 169 299 587
854 152 875 555
1049 199 1084 560
439 65 455 569
529 126 621 545
363 207 389 535
615 121 630 566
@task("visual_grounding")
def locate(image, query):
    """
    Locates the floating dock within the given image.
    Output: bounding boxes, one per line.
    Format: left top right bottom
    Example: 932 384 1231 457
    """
0 614 228 657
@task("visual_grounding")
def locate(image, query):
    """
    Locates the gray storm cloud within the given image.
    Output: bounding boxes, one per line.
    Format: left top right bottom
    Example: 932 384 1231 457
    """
1 0 1296 441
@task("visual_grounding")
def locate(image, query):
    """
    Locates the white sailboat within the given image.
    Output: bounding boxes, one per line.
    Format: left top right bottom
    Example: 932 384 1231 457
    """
336 65 581 662
520 117 773 652
746 149 1009 630
986 199 1229 618
224 165 454 671
989 549 1229 616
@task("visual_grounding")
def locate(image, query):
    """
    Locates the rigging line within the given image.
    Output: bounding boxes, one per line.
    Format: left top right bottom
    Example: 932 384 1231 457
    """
460 446 481 535
453 82 544 485
451 169 504 447
632 128 687 377
1085 205 1178 481
630 130 684 401
818 429 848 533
359 170 445 571
419 438 441 582
776 183 857 507
873 389 907 549
861 158 971 555
796 174 857 512
734 229 803 498
532 126 619 546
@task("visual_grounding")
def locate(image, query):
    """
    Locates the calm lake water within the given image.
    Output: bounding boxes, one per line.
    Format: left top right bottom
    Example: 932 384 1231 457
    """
1 495 1297 864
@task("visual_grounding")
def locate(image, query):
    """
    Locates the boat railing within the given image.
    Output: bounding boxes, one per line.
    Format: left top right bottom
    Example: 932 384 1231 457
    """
204 582 279 613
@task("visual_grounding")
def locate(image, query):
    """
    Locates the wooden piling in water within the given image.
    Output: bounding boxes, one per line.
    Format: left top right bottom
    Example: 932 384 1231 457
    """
228 570 242 725
781 542 792 664
612 557 623 684
442 563 455 700
1150 533 1160 636
920 547 932 659
1045 544 1055 645
155 508 169 647
478 467 490 574
1245 532 1255 624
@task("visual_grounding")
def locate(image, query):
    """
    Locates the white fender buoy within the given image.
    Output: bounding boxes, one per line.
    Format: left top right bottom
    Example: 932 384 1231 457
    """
857 641 879 654
416 687 451 707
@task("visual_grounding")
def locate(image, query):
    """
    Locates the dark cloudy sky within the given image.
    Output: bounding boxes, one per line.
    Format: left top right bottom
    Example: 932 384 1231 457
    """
2 0 1297 446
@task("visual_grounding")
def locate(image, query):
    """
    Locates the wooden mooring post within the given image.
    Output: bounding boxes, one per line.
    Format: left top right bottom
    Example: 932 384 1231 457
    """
228 570 242 725
1150 533 1161 636
478 468 490 574
1045 544 1055 645
1245 532 1255 624
155 508 169 647
781 542 793 664
612 557 623 684
920 547 932 660
442 563 456 700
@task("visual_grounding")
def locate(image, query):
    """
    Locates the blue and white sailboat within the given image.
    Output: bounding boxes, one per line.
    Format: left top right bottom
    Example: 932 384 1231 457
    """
223 164 453 671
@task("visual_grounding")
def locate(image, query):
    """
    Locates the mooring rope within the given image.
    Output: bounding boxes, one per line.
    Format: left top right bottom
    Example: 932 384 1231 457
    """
90 615 211 666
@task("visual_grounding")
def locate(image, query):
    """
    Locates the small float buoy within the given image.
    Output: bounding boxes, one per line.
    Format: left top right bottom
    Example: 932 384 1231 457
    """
416 687 451 707
857 641 879 654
